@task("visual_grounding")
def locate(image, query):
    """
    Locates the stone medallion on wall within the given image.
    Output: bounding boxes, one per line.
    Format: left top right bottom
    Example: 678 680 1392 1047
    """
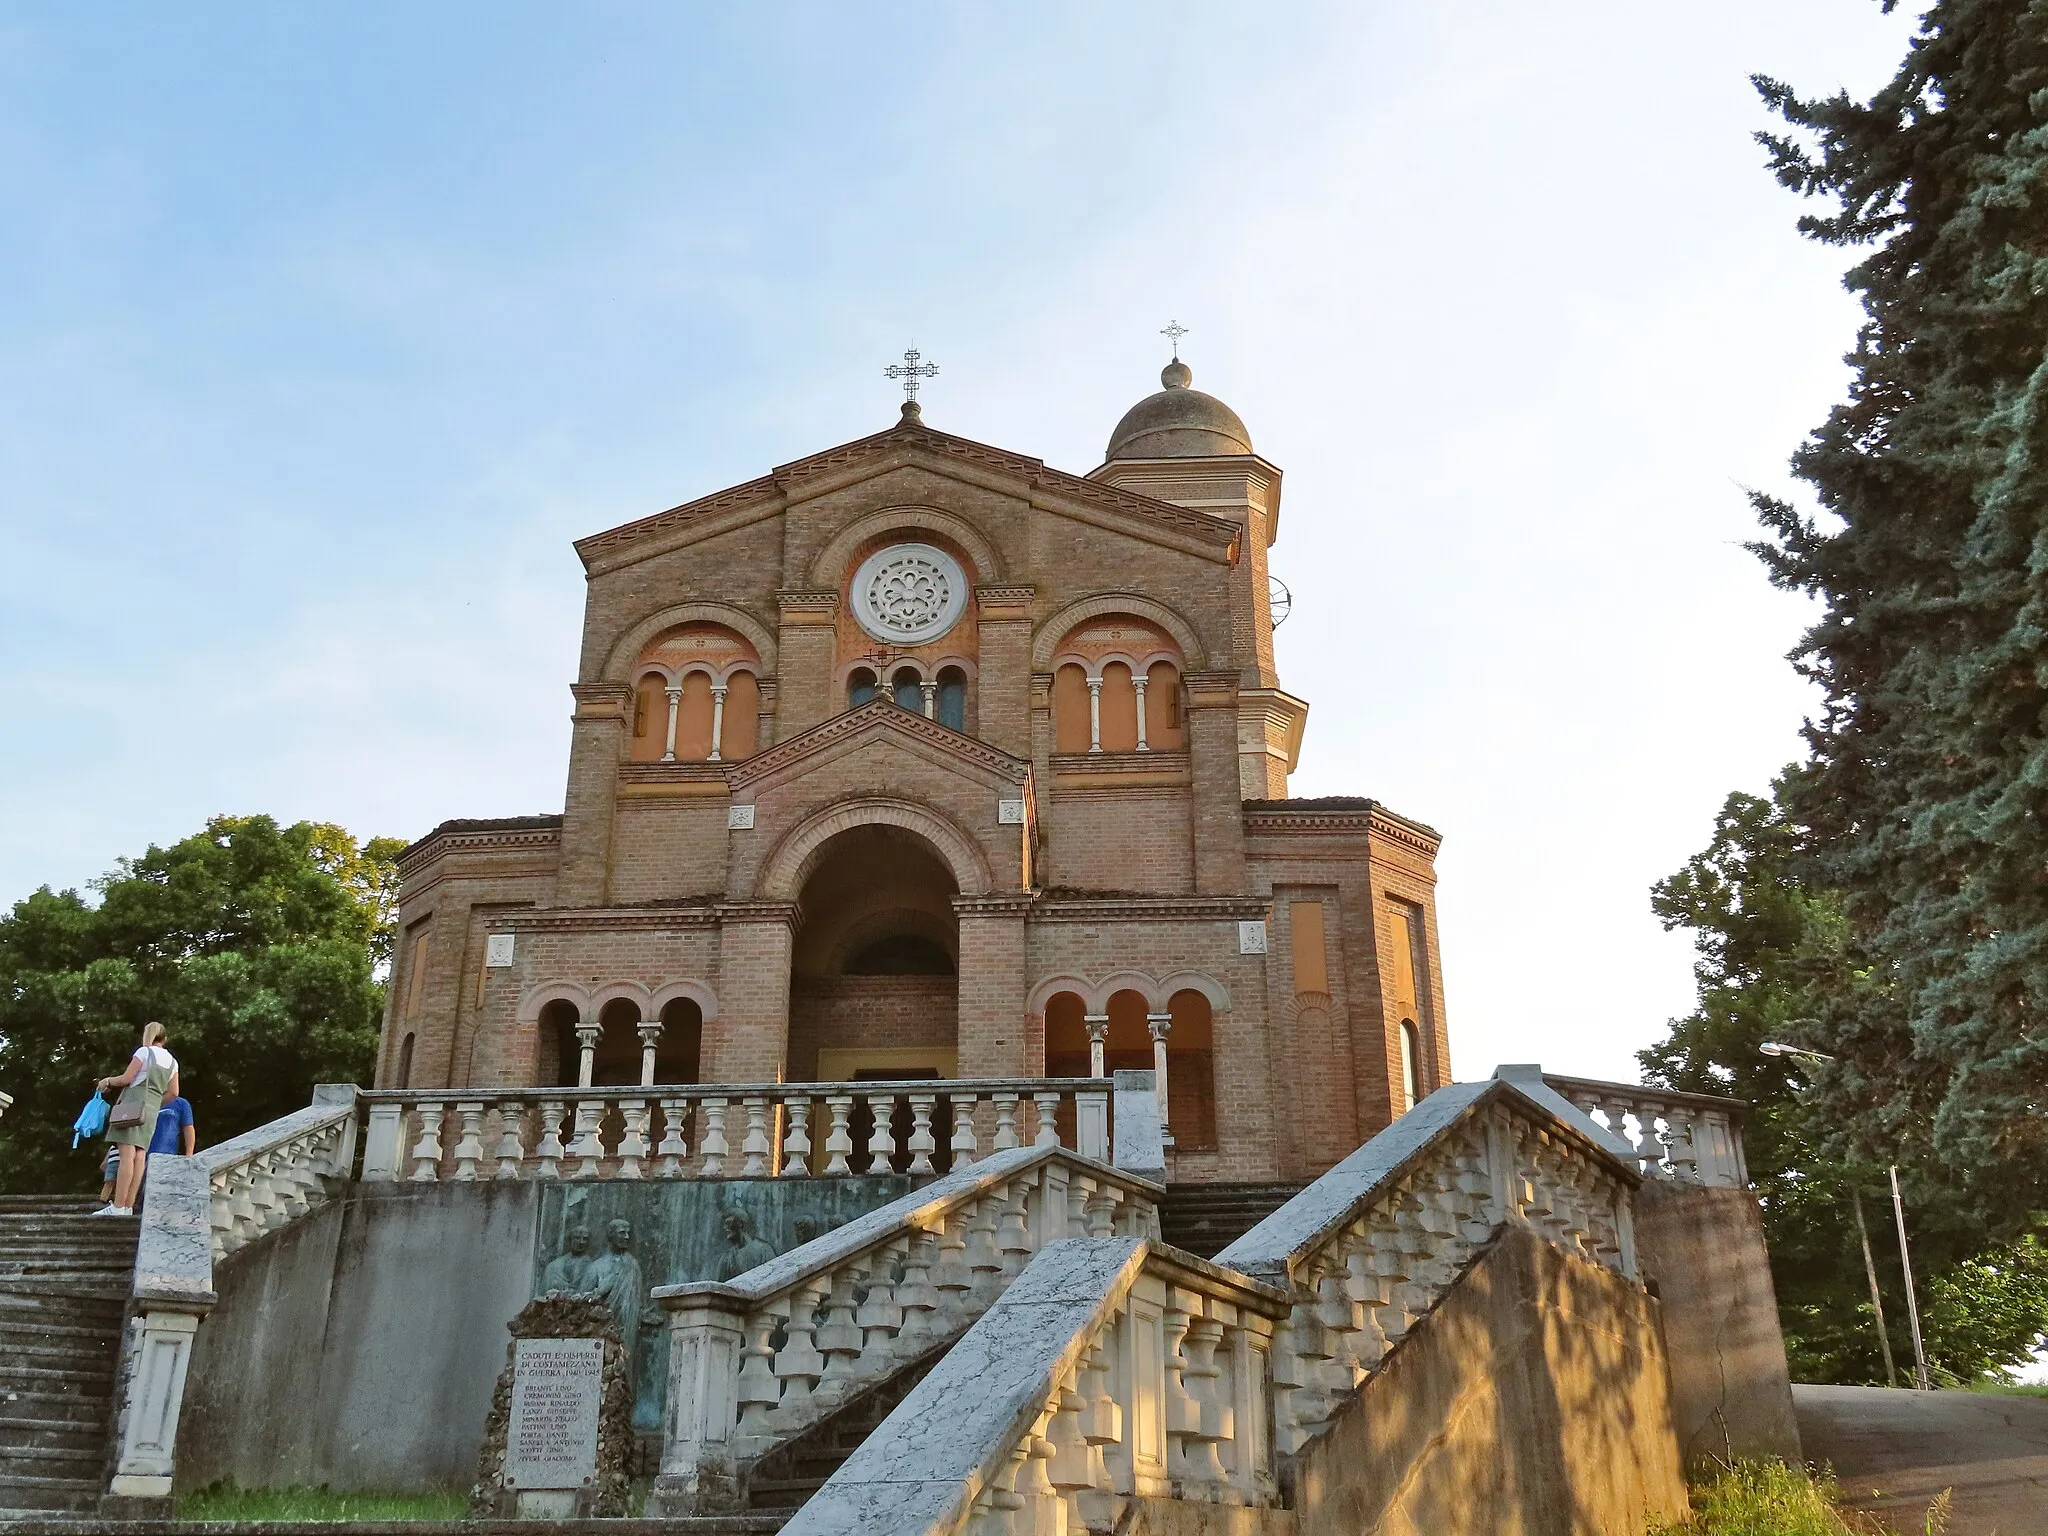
851 542 968 646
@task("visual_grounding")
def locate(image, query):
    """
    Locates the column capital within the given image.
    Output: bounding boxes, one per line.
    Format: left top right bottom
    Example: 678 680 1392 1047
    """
1084 1015 1109 1042
1146 1013 1173 1041
637 1022 664 1048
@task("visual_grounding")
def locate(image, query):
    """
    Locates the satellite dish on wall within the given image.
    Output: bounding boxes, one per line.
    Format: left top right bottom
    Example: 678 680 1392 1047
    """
1269 575 1293 629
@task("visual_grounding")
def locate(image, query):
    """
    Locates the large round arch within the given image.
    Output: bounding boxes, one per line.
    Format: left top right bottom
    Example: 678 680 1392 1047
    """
601 601 778 682
755 797 994 902
1031 592 1206 671
808 504 1003 591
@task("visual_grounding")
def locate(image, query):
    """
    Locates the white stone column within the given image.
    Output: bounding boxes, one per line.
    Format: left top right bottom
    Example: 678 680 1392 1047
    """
920 680 938 719
638 1019 663 1087
1087 677 1103 752
576 1023 601 1089
707 684 727 762
1147 1014 1173 1140
1133 676 1150 751
662 686 682 762
1084 1015 1109 1079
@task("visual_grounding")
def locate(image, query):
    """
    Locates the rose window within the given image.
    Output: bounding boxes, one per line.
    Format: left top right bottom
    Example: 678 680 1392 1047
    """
851 542 968 645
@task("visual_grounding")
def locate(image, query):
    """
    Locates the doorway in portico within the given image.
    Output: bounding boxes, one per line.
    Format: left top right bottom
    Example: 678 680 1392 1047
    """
787 823 961 1084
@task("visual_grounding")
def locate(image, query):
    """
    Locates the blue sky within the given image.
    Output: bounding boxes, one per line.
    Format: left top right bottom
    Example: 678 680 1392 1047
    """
0 3 1914 1081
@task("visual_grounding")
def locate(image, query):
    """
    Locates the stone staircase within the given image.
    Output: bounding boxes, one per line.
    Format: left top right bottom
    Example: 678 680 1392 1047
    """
743 1345 948 1514
1158 1180 1307 1258
0 1194 137 1519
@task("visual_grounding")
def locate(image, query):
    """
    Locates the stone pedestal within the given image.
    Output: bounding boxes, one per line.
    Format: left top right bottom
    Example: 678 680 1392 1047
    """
470 1296 635 1519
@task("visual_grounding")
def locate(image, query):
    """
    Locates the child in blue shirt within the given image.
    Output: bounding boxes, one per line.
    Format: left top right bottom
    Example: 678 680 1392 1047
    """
148 1096 196 1158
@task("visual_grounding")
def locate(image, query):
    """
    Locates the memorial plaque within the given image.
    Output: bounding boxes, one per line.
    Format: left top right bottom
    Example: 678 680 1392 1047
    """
504 1337 603 1490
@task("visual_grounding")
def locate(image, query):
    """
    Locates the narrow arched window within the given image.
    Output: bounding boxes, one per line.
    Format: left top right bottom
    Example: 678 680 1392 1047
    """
396 1031 415 1089
1098 662 1139 752
936 666 967 731
1145 661 1184 750
719 671 760 759
1399 1019 1420 1114
891 666 923 712
849 667 880 708
1053 663 1092 752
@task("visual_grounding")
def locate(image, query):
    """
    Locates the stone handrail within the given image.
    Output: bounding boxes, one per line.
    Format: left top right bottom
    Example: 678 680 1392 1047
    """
195 1083 360 1262
358 1077 1117 1184
650 1143 1164 1514
1216 1067 1643 1457
780 1237 1293 1534
1542 1072 1749 1189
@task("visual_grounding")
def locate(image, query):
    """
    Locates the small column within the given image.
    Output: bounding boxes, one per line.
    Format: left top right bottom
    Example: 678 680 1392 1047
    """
1084 1015 1109 1079
1133 676 1150 752
662 686 682 762
1147 1014 1173 1141
920 680 938 719
1086 677 1103 752
638 1019 663 1087
707 684 727 762
575 1023 602 1089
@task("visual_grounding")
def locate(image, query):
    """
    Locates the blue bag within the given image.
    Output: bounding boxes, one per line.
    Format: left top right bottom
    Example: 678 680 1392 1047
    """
71 1092 109 1148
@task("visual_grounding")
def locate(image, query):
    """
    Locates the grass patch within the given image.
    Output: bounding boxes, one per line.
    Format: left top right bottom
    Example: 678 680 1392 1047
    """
1650 1460 1950 1535
179 1482 467 1523
1961 1376 2048 1397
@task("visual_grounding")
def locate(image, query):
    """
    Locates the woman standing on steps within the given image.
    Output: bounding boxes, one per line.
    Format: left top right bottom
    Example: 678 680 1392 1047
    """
94 1022 178 1216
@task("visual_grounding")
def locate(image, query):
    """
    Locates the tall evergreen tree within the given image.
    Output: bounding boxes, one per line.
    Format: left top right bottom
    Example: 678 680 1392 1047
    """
1749 1 2048 1232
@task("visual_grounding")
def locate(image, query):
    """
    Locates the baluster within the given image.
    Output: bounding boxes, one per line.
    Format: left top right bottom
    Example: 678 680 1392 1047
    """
769 1279 828 1427
780 1094 812 1177
616 1099 650 1179
893 1228 940 1359
451 1102 486 1181
949 1094 980 1167
1366 1219 1414 1345
567 1098 605 1179
933 1208 974 1328
1453 1147 1496 1242
965 1190 1006 1308
1047 1368 1102 1520
1313 1253 1364 1392
905 1093 936 1175
1273 1296 1331 1454
740 1096 772 1177
992 1092 1020 1150
698 1098 729 1177
996 1185 1034 1283
864 1091 898 1174
735 1307 784 1443
813 1264 865 1406
1161 1296 1199 1481
206 1172 234 1254
1032 1089 1062 1148
1180 1313 1235 1490
493 1101 527 1179
1066 1174 1096 1238
534 1100 567 1179
1084 1184 1121 1238
1076 1340 1124 1531
1010 1418 1062 1533
1340 1225 1390 1373
655 1097 689 1176
857 1237 907 1363
1664 1108 1701 1184
822 1095 854 1176
408 1101 445 1181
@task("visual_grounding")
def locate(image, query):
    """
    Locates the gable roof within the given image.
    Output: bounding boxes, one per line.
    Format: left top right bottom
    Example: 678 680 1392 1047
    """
722 697 1031 795
573 413 1241 576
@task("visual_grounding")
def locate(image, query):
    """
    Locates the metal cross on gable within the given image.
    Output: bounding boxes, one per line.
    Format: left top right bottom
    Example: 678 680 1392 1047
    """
885 347 939 403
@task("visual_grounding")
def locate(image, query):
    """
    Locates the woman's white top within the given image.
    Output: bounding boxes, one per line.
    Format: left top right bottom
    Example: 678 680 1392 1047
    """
131 1045 177 1075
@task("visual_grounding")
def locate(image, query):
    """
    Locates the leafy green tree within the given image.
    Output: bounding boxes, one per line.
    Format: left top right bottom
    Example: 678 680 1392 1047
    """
1746 2 2048 1233
0 816 403 1194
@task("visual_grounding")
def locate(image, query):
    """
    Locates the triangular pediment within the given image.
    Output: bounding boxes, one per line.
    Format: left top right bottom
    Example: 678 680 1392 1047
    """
574 416 1239 576
723 698 1030 797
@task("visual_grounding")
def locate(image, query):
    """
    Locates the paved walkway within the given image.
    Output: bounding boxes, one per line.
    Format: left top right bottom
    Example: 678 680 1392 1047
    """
1794 1383 2048 1535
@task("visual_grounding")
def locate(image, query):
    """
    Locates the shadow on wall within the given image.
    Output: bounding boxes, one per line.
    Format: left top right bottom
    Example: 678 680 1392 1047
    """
1290 1224 1688 1536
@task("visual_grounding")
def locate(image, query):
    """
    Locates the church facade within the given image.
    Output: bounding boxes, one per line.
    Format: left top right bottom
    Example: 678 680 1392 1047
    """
379 359 1449 1184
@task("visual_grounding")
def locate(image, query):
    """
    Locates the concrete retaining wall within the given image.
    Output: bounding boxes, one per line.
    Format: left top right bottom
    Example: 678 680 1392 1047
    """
1631 1179 1801 1467
1290 1224 1688 1536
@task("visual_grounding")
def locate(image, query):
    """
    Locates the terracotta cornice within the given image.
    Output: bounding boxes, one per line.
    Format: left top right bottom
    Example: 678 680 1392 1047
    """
1240 800 1444 857
777 590 840 617
975 584 1035 622
1182 670 1241 708
723 698 1030 791
572 421 1239 575
397 822 563 873
619 762 730 788
717 900 803 928
1030 893 1269 923
508 904 723 934
952 894 1037 918
1049 751 1190 787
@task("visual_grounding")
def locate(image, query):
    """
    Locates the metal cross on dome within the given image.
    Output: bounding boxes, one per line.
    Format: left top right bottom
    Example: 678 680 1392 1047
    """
1160 320 1189 359
886 348 939 403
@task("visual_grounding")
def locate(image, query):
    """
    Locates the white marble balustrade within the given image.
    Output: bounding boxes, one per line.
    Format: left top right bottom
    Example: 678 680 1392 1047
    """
193 1086 359 1263
358 1078 1114 1184
778 1237 1291 1536
650 1144 1163 1516
1543 1074 1749 1189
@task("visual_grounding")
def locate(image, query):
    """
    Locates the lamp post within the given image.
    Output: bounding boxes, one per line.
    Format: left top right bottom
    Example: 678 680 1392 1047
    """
1762 1041 1928 1390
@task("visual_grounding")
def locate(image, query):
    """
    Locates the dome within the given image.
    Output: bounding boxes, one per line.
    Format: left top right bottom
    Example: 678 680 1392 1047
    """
1104 359 1253 461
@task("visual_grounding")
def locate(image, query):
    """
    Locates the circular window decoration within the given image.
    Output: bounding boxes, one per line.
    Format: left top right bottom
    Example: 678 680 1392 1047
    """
851 542 969 645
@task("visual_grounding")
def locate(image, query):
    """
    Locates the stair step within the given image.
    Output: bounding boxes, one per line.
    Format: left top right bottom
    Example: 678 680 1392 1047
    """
0 1315 121 1345
0 1361 115 1389
0 1394 111 1426
0 1443 101 1472
0 1473 102 1513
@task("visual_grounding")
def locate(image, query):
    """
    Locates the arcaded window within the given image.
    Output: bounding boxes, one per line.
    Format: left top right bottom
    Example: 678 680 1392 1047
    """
848 667 880 708
627 622 762 762
891 666 923 712
1050 615 1184 754
936 666 967 731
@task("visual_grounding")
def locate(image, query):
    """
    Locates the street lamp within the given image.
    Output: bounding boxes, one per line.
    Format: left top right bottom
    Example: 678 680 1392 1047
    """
1762 1042 1931 1391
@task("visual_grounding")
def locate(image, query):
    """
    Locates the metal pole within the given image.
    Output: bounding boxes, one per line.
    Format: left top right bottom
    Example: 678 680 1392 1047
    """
1851 1189 1899 1387
1889 1166 1931 1390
